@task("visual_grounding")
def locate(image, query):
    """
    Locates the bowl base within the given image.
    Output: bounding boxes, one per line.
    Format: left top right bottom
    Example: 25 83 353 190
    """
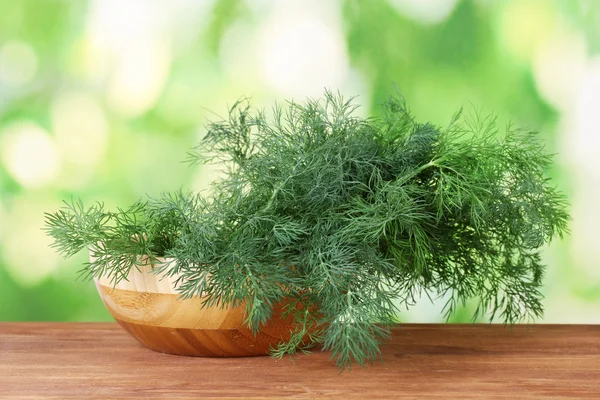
116 319 287 357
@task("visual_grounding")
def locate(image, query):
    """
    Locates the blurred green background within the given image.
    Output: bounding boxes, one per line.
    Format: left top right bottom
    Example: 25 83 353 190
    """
0 0 598 323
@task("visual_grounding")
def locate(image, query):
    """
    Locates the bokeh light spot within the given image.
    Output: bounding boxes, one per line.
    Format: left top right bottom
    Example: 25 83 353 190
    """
533 29 586 113
2 197 62 287
86 0 172 117
258 15 349 97
52 91 109 168
105 40 172 117
568 59 600 282
0 122 62 189
219 21 258 88
499 1 556 62
573 59 600 163
0 39 38 86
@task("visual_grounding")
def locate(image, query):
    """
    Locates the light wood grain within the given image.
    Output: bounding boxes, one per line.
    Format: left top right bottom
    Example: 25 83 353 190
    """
93 256 180 294
96 285 249 329
94 258 299 357
1 323 599 399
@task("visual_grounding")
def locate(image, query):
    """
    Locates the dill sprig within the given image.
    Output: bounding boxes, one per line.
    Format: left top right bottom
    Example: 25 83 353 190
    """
44 90 569 369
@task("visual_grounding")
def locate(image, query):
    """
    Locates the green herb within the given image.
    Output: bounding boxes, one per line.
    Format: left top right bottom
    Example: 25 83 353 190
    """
44 90 569 369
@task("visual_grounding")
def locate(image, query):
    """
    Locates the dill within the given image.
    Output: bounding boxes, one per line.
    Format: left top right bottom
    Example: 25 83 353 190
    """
45 90 569 369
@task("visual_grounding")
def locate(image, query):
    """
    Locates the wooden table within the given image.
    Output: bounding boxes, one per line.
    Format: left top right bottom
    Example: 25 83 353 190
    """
0 323 598 399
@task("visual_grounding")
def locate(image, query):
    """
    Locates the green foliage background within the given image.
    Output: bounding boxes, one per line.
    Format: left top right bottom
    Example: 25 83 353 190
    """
0 0 598 322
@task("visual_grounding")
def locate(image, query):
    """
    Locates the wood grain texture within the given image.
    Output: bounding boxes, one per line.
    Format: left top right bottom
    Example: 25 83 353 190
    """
93 257 181 295
94 259 298 357
1 323 599 399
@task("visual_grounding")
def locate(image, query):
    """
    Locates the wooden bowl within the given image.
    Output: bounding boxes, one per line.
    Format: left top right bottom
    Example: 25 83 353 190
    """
94 258 297 357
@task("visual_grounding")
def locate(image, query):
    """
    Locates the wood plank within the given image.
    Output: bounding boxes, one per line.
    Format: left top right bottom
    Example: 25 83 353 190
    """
0 323 598 399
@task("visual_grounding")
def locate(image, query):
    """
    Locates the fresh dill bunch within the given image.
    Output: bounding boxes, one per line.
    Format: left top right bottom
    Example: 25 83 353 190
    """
44 90 569 369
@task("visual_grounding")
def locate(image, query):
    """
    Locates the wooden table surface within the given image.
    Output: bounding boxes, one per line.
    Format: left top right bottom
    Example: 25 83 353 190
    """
0 323 598 399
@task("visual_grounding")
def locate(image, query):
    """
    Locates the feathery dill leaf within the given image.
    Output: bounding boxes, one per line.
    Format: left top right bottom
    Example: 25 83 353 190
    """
44 90 569 370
